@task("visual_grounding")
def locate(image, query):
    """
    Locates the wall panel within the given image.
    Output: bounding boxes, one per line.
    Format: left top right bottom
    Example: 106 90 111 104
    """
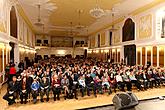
142 47 145 65
159 47 164 67
153 46 157 67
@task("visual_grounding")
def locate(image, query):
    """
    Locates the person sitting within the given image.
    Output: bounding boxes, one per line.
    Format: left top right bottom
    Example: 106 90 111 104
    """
40 76 50 102
31 78 40 104
129 70 141 91
152 69 161 87
85 73 97 97
122 71 132 91
68 74 78 99
159 69 165 85
140 70 149 90
94 75 102 94
115 71 125 91
19 75 30 104
78 75 86 97
52 74 61 101
61 75 69 100
101 74 112 94
3 76 19 105
109 72 117 93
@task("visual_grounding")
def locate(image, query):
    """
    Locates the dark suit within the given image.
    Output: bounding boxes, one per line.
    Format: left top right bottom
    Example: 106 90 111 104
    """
19 79 30 104
40 78 50 102
140 73 149 89
3 81 19 105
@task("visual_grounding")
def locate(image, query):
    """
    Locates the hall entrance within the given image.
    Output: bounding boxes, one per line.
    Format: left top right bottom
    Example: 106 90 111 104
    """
9 42 15 63
124 44 136 66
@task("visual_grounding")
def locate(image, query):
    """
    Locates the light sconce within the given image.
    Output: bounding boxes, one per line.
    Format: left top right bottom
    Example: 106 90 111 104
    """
104 49 109 53
0 43 5 49
159 46 164 51
57 50 65 55
101 50 104 53
117 49 120 52
146 46 151 51
95 50 99 53
112 49 116 53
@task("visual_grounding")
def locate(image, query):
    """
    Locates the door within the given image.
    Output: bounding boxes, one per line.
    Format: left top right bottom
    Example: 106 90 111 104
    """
124 45 136 66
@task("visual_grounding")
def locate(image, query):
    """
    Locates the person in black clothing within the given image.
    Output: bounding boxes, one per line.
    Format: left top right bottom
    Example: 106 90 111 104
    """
18 60 24 72
140 70 149 90
52 74 61 101
40 76 50 102
3 76 19 105
19 75 30 104
85 74 97 97
68 74 78 99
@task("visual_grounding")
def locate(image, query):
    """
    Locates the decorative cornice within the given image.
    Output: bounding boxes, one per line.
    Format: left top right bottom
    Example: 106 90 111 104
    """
88 0 165 37
16 4 36 33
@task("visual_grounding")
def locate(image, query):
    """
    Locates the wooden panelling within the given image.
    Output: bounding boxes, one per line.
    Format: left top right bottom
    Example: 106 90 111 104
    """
137 50 141 65
0 48 2 72
147 49 151 63
159 47 164 67
101 32 105 46
142 47 145 65
153 46 157 67
118 51 120 62
115 49 117 62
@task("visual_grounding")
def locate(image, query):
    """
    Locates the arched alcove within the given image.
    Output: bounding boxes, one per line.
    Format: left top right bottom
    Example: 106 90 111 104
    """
10 6 17 38
122 18 135 42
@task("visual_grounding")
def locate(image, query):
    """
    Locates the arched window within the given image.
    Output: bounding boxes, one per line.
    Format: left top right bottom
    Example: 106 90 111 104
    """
10 6 17 38
122 18 135 42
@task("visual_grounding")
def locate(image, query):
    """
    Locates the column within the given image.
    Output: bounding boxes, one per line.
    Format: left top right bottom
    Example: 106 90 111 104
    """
117 50 118 63
6 46 8 65
14 44 20 64
145 47 147 66
2 48 4 71
136 47 138 65
120 46 124 60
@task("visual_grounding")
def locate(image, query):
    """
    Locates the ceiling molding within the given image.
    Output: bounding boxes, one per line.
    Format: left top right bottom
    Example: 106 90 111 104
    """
88 0 165 37
16 4 36 33
88 17 124 36
130 0 165 16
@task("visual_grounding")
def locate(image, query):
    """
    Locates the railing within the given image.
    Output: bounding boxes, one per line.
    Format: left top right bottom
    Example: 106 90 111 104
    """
74 44 88 47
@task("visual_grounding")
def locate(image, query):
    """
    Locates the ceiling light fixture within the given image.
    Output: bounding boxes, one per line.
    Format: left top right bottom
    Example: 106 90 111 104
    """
34 4 44 27
75 9 85 29
89 0 105 18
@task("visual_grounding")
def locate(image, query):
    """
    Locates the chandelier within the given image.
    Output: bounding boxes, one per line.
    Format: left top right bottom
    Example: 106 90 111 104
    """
89 0 105 18
75 9 85 29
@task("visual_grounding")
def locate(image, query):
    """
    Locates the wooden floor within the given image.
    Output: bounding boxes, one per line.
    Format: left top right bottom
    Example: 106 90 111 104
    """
1 85 165 110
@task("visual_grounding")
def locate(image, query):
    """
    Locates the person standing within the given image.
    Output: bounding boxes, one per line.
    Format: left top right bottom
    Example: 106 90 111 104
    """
9 64 16 82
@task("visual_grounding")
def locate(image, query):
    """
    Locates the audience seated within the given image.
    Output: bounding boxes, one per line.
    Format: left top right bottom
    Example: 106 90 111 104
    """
3 57 165 105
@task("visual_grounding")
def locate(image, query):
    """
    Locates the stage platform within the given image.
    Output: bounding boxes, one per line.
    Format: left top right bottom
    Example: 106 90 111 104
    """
1 84 165 110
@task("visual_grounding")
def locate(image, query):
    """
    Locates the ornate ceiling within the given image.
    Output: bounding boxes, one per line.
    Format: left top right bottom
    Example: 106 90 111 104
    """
19 0 155 36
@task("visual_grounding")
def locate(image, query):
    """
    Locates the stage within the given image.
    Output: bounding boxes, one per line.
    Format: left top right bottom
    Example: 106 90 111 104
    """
80 97 165 110
1 84 165 110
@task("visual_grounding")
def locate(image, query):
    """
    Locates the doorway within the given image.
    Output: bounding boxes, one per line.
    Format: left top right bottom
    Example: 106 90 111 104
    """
124 44 136 66
9 42 15 63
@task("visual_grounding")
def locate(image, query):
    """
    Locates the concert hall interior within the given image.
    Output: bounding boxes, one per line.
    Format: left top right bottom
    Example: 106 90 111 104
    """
1 0 165 110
